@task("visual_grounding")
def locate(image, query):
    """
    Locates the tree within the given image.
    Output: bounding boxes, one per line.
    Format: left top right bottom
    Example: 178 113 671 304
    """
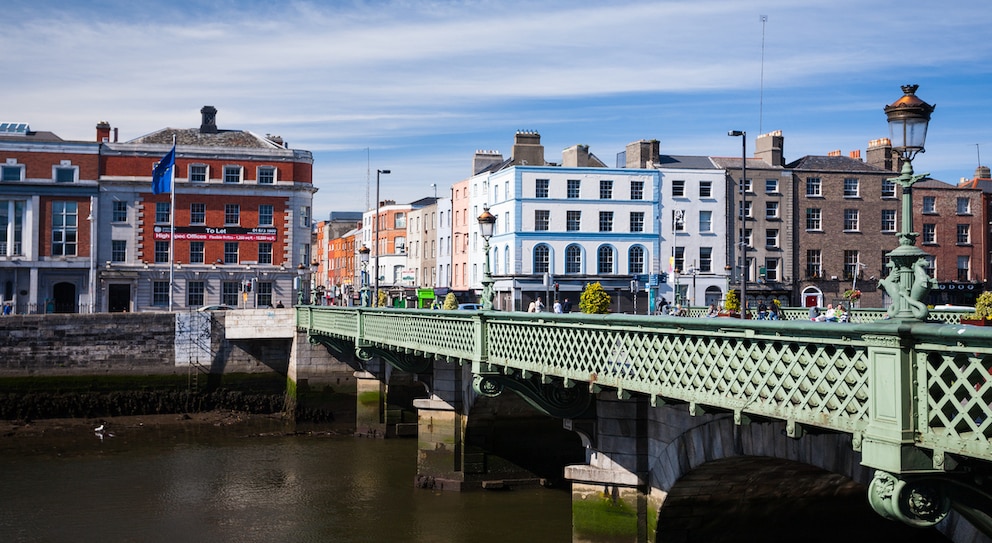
724 289 740 312
580 282 611 314
377 289 388 307
443 292 458 310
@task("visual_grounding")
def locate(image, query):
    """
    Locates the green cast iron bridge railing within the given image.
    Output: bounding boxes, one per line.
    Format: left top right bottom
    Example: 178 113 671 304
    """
297 305 992 533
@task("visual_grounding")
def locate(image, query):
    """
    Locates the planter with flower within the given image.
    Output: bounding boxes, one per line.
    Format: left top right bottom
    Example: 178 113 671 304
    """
843 288 862 307
718 289 749 318
961 291 992 326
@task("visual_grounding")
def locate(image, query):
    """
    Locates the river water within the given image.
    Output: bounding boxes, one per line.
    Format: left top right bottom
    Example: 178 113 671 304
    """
0 420 571 543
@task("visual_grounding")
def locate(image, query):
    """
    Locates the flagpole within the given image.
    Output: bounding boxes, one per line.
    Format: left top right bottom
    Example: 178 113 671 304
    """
168 134 176 312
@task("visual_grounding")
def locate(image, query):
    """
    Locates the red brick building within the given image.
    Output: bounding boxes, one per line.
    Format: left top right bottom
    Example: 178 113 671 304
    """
0 107 315 313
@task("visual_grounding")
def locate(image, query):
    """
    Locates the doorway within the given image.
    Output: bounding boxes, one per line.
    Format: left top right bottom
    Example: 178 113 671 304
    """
108 284 131 312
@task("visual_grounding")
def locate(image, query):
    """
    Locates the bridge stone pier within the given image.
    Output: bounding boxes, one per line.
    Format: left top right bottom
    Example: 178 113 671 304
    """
295 306 992 543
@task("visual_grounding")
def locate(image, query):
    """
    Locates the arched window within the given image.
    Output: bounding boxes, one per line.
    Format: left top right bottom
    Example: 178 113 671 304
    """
628 246 644 274
597 246 614 274
566 245 582 274
534 244 550 273
504 246 510 275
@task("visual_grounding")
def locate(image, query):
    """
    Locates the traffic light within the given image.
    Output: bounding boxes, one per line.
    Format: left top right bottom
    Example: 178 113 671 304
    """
554 282 560 293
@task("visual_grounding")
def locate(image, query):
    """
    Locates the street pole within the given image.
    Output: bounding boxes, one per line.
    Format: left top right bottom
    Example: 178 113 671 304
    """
728 130 747 318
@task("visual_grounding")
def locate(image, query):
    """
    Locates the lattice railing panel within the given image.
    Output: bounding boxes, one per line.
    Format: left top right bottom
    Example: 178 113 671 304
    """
361 311 478 361
486 318 871 433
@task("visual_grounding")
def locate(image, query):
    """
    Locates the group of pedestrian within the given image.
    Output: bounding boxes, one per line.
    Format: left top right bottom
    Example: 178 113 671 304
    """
755 300 781 320
809 303 848 322
527 297 572 313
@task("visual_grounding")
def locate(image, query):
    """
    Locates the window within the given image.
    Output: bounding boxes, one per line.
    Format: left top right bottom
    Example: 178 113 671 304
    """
154 241 170 263
535 210 550 231
1 164 24 181
259 204 274 226
843 251 860 280
152 281 170 306
806 208 822 231
630 180 644 200
630 211 644 232
882 210 897 232
51 201 77 256
739 201 752 220
765 179 778 193
536 179 549 198
674 246 685 273
673 209 685 231
111 240 126 262
258 166 276 184
394 212 406 229
766 229 779 248
923 255 935 276
0 200 24 256
534 245 549 273
743 228 753 248
190 203 205 224
258 242 273 264
600 180 613 199
922 224 936 244
741 178 752 193
190 241 204 263
189 164 207 183
764 258 779 281
699 181 712 198
300 206 311 228
765 201 779 219
957 224 971 244
566 211 581 232
255 282 272 307
566 245 582 273
222 282 240 306
956 197 971 214
806 177 821 197
225 204 240 225
671 180 685 197
112 201 127 222
699 210 712 233
187 281 205 307
843 178 860 198
922 196 936 214
806 250 822 278
958 256 971 281
55 166 76 183
843 209 859 231
699 247 713 273
599 211 613 232
597 246 614 274
629 246 644 274
155 202 171 224
881 179 896 198
567 179 580 198
224 242 239 264
223 165 242 184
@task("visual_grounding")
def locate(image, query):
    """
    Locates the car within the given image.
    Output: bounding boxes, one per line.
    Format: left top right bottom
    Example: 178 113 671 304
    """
197 304 236 311
934 305 974 312
457 303 483 311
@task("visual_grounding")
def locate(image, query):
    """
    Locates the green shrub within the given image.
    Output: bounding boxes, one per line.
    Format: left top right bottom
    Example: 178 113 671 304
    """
580 282 611 314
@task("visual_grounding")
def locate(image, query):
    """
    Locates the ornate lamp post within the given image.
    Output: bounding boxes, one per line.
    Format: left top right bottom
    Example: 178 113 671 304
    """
309 260 319 304
358 245 371 307
374 168 390 304
879 84 936 320
296 263 307 305
477 207 496 310
728 130 747 318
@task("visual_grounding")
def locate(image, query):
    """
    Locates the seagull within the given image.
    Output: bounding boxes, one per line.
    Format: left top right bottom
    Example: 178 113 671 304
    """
94 423 105 432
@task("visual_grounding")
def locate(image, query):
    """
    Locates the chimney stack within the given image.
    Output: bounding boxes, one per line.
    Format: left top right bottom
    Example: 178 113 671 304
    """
96 121 111 143
976 165 991 179
755 130 784 166
200 105 218 134
866 138 899 172
511 131 545 166
624 140 660 169
472 150 503 175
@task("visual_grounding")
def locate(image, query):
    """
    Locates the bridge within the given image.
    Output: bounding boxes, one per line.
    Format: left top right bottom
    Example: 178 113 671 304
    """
294 305 992 542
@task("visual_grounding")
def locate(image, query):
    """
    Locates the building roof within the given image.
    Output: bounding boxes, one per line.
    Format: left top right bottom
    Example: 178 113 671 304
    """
710 156 780 170
657 155 719 169
785 155 888 172
128 127 285 149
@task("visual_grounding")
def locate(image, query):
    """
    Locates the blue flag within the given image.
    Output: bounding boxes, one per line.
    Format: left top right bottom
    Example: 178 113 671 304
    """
151 145 175 194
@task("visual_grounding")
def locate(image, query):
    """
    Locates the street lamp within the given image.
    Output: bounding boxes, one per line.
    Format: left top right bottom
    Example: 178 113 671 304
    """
374 168 391 305
879 84 936 320
358 245 371 307
728 130 747 318
477 207 497 310
310 260 319 304
296 263 307 305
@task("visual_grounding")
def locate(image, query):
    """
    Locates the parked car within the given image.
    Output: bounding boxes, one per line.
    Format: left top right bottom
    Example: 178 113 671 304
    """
197 304 236 311
457 303 483 310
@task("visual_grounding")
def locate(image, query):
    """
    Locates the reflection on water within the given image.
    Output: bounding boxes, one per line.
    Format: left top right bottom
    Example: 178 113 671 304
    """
0 422 571 543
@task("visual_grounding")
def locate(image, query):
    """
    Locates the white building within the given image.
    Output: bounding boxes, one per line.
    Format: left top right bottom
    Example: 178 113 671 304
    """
467 132 661 313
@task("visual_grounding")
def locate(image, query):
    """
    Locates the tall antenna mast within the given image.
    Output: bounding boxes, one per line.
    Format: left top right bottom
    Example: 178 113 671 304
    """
759 15 767 134
365 147 371 211
977 143 982 169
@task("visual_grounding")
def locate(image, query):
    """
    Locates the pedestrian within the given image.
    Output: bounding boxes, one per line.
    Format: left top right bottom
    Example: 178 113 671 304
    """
769 303 780 320
535 296 545 312
562 298 572 313
808 305 819 321
527 299 537 313
553 299 563 313
757 300 768 320
658 297 669 315
276 300 284 308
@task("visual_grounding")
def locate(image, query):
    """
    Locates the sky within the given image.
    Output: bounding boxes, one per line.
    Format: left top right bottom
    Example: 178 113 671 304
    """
3 0 992 220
